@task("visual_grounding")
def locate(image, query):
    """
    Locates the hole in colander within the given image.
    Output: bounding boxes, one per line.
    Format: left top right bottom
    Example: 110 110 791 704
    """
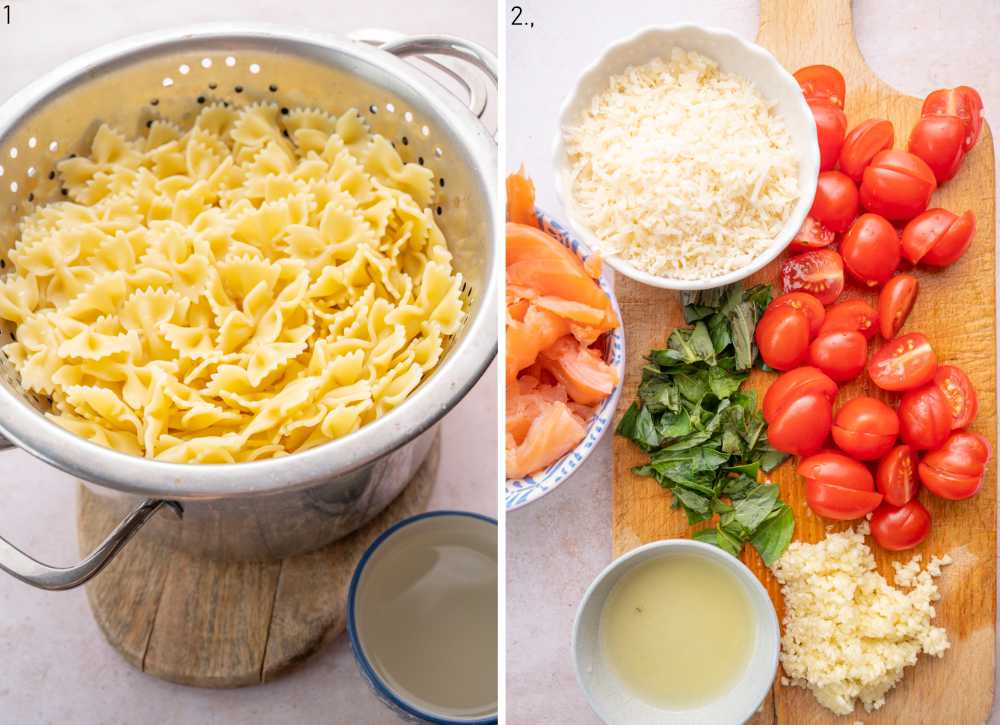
27 166 35 178
61 188 68 196
269 84 278 93
404 111 413 122
281 107 289 115
0 259 5 268
234 85 244 94
434 147 443 158
146 120 153 128
386 103 395 113
28 137 37 149
369 104 377 114
48 141 59 152
0 165 4 177
27 193 34 202
209 82 218 90
9 147 17 159
439 178 445 188
197 96 206 104
249 63 261 74
225 56 236 67
151 98 159 106
418 156 424 165
9 181 17 193
421 125 430 136
48 171 55 180
201 58 212 69
402 136 409 146
436 205 442 216
162 77 174 87
179 64 190 75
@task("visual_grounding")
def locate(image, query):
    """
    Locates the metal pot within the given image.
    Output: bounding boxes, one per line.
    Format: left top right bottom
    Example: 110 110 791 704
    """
0 25 497 589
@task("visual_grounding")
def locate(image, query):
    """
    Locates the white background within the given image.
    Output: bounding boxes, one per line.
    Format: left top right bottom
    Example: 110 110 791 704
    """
0 1 496 723
506 1 1000 723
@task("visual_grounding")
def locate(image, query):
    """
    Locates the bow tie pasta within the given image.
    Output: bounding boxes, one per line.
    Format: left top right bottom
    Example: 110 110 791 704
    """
0 103 466 463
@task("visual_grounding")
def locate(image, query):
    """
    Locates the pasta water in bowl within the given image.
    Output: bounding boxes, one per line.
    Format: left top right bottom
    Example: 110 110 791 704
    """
574 540 778 724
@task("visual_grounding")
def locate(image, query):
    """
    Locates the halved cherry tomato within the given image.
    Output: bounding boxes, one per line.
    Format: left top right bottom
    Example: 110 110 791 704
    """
768 392 833 457
878 274 918 339
900 208 976 267
755 306 810 370
908 115 966 183
763 367 838 424
860 150 937 221
832 396 899 460
789 216 836 252
768 292 826 338
898 384 952 450
839 118 894 182
808 98 848 172
800 451 881 520
919 431 992 500
819 299 878 341
781 249 844 305
794 65 845 108
799 451 876 490
809 331 867 382
810 171 859 233
876 444 920 506
922 86 984 152
934 365 978 429
840 213 900 286
867 332 937 391
870 500 932 551
922 210 975 267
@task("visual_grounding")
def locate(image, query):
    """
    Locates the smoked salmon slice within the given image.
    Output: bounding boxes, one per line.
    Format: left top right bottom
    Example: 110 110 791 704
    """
505 167 619 480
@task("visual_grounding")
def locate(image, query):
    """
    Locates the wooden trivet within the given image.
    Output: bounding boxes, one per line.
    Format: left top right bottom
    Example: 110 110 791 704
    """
78 437 438 688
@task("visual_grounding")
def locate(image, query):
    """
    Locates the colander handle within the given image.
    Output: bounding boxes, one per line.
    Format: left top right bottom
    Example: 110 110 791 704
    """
0 498 177 590
380 35 497 116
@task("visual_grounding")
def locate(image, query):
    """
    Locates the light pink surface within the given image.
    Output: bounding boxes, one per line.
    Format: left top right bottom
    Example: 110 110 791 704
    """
0 2 496 723
507 1 1000 723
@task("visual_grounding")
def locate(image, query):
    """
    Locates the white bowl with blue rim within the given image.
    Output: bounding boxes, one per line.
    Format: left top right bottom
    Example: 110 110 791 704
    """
348 510 498 724
505 209 625 511
573 539 780 724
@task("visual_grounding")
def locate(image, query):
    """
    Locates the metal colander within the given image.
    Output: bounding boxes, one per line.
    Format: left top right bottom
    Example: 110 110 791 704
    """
0 24 497 588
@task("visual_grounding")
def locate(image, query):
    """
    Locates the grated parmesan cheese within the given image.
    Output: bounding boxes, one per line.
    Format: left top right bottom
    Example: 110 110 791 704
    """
771 522 952 717
563 48 799 280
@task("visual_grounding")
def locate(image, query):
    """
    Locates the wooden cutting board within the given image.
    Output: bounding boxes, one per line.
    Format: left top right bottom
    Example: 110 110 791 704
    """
611 1 997 722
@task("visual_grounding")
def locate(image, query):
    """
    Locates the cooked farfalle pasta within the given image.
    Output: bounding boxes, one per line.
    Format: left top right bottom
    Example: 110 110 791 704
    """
0 103 465 462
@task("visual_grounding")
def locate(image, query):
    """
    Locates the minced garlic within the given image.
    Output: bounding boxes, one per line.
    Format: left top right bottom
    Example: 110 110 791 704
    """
771 522 951 716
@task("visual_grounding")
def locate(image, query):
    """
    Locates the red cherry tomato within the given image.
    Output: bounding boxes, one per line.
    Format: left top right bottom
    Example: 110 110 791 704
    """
810 171 859 233
859 150 937 221
755 306 810 371
768 392 833 457
876 444 920 506
839 118 894 182
898 384 952 450
922 86 984 152
934 365 978 430
808 98 848 172
922 210 975 267
781 249 844 305
809 331 867 383
878 274 918 339
919 431 992 500
763 367 838 424
867 332 937 391
900 208 976 267
870 500 932 551
806 480 884 520
800 451 881 520
831 396 899 461
840 213 900 286
908 115 966 183
789 216 836 252
794 65 845 108
799 451 876 490
819 299 878 341
768 292 826 338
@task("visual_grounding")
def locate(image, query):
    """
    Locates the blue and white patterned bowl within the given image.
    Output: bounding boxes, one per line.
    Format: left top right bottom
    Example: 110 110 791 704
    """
505 209 625 511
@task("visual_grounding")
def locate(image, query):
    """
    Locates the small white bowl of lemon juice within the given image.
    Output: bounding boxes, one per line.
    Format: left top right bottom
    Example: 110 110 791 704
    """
348 511 498 724
573 540 779 725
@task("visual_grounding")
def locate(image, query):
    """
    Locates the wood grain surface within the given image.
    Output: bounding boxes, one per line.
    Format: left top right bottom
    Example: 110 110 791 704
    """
78 437 439 688
611 1 997 722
